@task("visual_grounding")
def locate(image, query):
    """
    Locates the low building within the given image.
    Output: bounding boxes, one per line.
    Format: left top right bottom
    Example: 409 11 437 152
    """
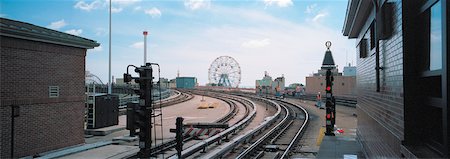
305 46 356 96
343 63 357 76
176 77 197 89
0 18 99 158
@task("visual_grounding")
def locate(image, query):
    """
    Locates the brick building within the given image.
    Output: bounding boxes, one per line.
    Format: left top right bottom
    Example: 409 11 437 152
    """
343 0 448 158
305 46 356 96
0 18 99 158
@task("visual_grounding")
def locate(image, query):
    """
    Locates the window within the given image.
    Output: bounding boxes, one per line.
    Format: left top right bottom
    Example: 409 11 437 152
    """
370 23 376 50
342 83 345 86
358 39 368 58
429 0 442 71
49 86 59 98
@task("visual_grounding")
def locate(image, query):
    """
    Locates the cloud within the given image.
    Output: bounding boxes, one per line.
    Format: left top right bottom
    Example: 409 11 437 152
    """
65 29 83 36
241 38 271 48
74 0 103 11
312 11 328 22
184 0 211 10
111 7 123 13
95 28 107 36
134 6 142 11
305 3 317 14
0 14 6 17
47 19 67 30
130 41 144 49
91 45 103 52
263 0 293 8
144 7 162 18
74 0 140 12
112 0 141 5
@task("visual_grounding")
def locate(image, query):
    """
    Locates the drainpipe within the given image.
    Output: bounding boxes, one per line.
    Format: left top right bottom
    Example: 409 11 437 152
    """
373 0 383 92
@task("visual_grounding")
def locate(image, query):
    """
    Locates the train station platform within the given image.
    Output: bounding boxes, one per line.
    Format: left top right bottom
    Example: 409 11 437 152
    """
317 135 364 159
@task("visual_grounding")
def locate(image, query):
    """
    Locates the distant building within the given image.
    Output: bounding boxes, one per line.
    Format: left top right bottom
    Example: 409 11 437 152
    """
272 76 285 95
176 77 197 89
305 46 356 96
0 18 99 158
169 79 177 88
255 72 285 95
343 63 356 76
343 0 449 157
115 78 136 85
159 78 169 89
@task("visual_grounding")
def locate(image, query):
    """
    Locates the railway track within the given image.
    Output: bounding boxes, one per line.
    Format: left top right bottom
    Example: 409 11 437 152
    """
148 91 254 158
236 99 309 159
118 90 194 115
199 94 309 159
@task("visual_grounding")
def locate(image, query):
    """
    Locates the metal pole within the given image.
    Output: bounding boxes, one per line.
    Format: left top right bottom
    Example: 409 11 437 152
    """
143 31 148 64
10 105 14 158
108 0 112 95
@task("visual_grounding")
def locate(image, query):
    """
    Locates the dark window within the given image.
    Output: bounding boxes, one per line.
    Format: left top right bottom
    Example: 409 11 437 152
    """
358 39 368 58
370 22 376 50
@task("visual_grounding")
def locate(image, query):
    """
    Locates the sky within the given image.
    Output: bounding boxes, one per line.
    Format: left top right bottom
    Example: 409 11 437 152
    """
1 0 356 87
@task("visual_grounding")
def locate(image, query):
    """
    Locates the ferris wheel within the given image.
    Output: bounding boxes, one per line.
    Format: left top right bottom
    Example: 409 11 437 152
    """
208 56 241 88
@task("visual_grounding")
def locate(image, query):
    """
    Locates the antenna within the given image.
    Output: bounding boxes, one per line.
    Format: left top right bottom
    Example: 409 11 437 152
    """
346 49 348 66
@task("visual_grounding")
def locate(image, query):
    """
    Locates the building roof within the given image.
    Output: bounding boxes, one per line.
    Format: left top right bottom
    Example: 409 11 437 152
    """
0 18 99 49
342 0 373 38
322 50 335 66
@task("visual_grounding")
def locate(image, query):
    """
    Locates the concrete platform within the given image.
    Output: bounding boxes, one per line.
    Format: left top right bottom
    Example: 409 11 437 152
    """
112 135 139 142
316 136 364 159
36 141 112 159
85 125 126 136
54 145 139 159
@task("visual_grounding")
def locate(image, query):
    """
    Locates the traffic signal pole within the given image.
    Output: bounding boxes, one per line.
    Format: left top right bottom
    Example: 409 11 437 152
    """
124 63 153 158
325 69 335 136
323 41 336 136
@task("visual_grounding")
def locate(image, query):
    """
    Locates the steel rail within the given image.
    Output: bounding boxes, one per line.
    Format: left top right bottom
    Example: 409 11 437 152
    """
202 96 282 159
235 100 289 159
278 99 310 158
168 94 258 159
149 91 247 156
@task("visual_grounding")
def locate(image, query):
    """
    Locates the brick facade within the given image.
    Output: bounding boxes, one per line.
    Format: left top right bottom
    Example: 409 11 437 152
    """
353 1 405 158
0 36 87 158
305 76 356 96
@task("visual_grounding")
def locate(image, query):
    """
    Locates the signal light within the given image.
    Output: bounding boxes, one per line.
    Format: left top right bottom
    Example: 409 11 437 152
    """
326 86 331 91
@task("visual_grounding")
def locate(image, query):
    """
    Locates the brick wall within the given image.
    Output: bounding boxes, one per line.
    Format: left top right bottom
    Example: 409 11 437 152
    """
0 36 87 158
355 0 405 158
305 76 356 96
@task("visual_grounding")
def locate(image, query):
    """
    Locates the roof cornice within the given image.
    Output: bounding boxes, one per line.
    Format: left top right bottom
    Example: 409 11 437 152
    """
0 18 99 49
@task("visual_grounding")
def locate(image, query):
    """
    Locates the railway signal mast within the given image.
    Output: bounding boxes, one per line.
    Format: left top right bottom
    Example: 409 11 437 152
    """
123 63 153 158
324 41 336 136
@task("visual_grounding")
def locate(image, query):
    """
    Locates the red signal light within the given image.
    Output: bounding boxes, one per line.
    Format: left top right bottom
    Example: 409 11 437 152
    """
326 86 331 91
